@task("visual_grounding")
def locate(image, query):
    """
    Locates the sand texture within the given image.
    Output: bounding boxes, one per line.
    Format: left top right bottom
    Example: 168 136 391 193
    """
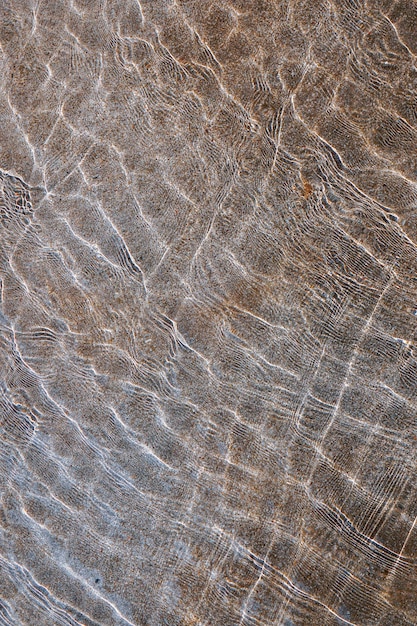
1 1 417 624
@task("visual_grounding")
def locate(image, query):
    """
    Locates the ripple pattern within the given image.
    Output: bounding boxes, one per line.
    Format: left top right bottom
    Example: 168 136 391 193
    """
1 1 417 625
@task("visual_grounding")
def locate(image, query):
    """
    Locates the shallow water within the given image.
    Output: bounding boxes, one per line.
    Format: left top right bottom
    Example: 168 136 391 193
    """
1 1 417 624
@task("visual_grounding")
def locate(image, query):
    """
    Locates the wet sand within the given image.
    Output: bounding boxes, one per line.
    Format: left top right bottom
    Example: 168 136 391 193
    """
1 1 417 624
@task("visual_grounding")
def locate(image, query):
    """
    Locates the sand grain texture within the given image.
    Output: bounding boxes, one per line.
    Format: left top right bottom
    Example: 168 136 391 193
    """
0 1 417 625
